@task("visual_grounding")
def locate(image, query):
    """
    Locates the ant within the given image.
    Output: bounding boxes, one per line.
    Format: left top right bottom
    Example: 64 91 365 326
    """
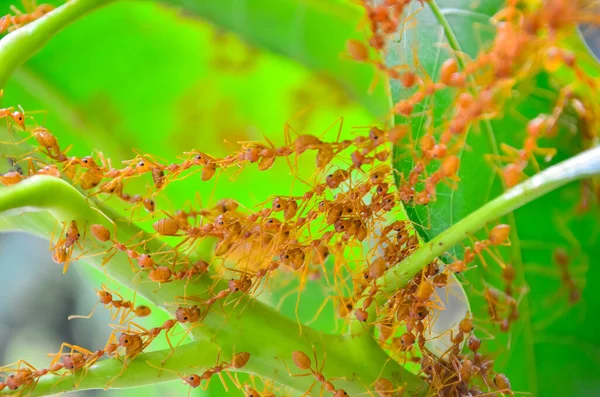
286 347 347 396
0 105 25 129
553 248 581 304
373 377 406 397
68 284 152 324
50 220 82 273
46 342 110 387
146 350 250 392
0 360 51 392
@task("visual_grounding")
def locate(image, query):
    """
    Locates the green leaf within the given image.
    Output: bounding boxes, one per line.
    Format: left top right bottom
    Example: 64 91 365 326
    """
0 0 115 88
0 0 367 268
0 2 385 364
159 0 391 118
388 0 600 395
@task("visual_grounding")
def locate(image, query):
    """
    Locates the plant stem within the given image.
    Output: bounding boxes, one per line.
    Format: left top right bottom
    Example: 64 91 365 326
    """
350 145 600 337
0 322 425 396
0 176 204 318
0 341 221 396
0 176 427 395
0 0 116 88
380 145 600 296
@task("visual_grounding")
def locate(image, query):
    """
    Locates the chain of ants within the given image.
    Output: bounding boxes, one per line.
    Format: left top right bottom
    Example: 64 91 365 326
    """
348 0 599 190
0 73 584 397
0 99 527 397
1 97 572 397
0 0 594 395
342 0 593 395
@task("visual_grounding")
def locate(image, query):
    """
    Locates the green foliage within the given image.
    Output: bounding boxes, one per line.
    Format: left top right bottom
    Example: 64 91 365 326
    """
386 1 600 395
0 0 599 397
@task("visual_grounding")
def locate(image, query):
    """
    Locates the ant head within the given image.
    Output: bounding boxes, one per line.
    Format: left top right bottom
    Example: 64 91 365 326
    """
228 279 241 292
11 111 25 127
175 307 190 323
184 374 201 388
119 334 131 345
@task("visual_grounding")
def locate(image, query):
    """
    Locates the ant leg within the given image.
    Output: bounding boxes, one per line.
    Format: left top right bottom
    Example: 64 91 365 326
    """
201 377 212 391
105 361 130 390
217 372 229 392
162 329 175 360
0 132 37 146
305 296 335 326
300 380 318 397
224 369 242 389
68 301 100 320
160 328 191 367
61 246 76 274
14 360 37 371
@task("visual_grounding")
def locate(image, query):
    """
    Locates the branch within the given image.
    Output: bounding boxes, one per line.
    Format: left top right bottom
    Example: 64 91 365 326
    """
0 0 116 88
351 145 600 336
0 324 425 397
0 176 427 395
0 340 221 396
380 145 600 295
0 176 209 320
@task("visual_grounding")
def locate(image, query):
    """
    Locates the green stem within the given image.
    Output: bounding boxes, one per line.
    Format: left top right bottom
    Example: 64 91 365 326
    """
427 1 465 69
0 324 424 396
0 0 116 88
380 145 600 295
0 176 427 395
0 340 221 396
0 176 207 319
351 145 600 336
200 299 426 396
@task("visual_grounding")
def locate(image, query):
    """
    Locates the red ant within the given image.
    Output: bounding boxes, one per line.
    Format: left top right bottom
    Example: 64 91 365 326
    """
68 284 151 323
51 220 82 273
286 347 347 396
0 360 52 392
146 350 250 392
